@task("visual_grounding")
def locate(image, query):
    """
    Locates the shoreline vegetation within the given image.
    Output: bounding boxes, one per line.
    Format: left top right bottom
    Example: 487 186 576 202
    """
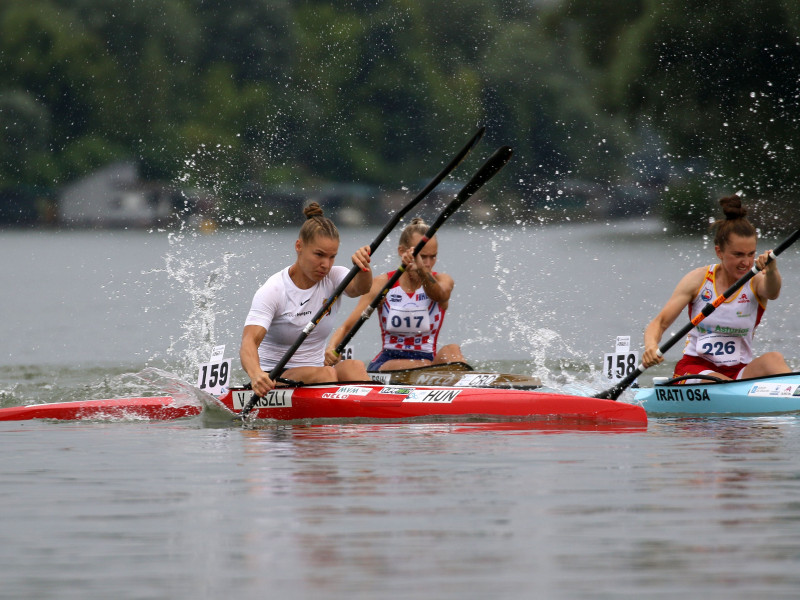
3 1 800 235
2 185 797 237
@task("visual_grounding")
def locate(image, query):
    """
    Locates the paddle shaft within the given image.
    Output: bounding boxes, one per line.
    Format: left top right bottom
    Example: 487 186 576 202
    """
334 145 514 356
240 128 485 418
595 226 800 400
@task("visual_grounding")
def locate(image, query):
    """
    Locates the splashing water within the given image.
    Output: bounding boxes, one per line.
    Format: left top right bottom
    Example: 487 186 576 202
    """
134 366 219 408
146 227 241 379
462 234 590 386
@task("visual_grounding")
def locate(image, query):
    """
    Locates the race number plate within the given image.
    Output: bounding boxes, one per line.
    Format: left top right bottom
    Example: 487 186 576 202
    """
197 347 232 396
603 336 638 383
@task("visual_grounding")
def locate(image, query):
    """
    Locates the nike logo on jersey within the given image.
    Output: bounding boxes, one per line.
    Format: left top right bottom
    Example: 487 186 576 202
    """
300 299 310 306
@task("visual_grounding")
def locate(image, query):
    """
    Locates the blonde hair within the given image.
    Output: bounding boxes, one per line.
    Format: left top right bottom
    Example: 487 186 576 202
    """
398 217 429 248
299 202 339 243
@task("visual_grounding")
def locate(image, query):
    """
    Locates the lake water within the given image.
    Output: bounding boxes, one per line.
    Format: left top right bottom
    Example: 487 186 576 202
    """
3 220 800 599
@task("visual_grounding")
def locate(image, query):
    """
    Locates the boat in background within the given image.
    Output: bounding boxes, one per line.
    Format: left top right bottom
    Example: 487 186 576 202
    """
367 361 542 389
632 372 800 415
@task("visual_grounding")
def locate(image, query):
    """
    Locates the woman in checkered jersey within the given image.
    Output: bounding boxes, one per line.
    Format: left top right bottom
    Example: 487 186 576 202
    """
327 218 465 371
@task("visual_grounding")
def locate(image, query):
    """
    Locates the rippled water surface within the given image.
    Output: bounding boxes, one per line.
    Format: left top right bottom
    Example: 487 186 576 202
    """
3 222 800 599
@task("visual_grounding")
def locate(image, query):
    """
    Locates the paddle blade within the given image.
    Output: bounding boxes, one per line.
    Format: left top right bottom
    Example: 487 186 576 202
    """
460 146 513 199
594 367 643 400
593 384 625 401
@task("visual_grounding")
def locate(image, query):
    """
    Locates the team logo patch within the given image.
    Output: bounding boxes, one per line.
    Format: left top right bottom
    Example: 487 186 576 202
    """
379 386 414 395
321 386 372 400
748 383 800 397
337 386 371 396
455 373 499 387
701 288 713 302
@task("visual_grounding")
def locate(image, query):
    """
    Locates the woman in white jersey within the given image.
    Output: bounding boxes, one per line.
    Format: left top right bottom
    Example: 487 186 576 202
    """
240 202 372 396
326 218 465 371
642 195 790 380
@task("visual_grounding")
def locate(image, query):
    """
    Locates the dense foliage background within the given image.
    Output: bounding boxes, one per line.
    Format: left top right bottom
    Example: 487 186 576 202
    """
2 0 800 226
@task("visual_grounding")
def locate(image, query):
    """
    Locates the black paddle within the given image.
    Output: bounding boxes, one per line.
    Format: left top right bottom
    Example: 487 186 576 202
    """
333 145 514 357
240 127 485 419
595 226 800 400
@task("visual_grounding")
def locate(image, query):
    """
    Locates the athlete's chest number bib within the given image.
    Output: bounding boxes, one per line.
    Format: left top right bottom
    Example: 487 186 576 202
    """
386 306 431 336
697 335 742 366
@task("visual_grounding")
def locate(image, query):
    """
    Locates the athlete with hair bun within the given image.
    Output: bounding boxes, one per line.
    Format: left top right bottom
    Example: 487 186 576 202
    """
642 195 790 381
240 202 372 395
327 218 465 372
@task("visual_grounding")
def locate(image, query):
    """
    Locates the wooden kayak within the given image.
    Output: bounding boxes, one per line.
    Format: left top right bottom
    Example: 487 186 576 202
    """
632 372 800 415
221 383 647 424
0 383 647 424
367 362 543 389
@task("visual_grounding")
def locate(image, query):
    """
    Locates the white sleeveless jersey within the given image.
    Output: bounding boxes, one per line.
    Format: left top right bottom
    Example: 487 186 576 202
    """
378 271 445 354
244 265 348 370
683 265 766 366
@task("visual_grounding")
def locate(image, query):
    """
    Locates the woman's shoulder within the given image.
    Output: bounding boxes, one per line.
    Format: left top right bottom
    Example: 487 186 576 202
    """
255 268 289 297
684 264 713 280
676 265 712 295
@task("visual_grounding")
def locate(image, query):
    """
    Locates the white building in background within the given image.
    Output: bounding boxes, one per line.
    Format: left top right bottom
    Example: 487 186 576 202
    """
58 161 187 228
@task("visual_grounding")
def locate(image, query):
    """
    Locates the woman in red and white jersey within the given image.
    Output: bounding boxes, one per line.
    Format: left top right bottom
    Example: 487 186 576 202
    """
327 218 465 371
642 195 790 380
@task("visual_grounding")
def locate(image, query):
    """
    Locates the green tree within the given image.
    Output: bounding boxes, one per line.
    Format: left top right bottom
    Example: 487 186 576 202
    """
606 0 800 195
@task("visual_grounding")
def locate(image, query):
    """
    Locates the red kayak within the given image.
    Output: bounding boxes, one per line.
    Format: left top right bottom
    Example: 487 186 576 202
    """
0 384 647 425
219 384 647 425
0 397 201 422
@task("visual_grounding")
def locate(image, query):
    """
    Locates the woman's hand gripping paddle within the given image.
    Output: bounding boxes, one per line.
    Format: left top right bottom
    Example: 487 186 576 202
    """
241 128 485 419
333 146 515 357
595 227 800 400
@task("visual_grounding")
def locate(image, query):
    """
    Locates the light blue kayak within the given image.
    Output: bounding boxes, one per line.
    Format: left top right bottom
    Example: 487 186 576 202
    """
632 372 800 415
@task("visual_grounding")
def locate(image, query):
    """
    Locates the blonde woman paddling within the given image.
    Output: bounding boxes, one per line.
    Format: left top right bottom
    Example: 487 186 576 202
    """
241 203 372 396
327 218 465 371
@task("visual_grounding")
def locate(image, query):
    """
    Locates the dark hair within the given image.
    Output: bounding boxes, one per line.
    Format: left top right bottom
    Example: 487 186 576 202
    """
299 202 339 243
711 195 756 249
398 217 429 248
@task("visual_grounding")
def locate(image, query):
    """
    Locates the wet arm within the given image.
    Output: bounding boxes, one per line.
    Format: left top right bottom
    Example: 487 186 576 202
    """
755 250 781 301
419 271 453 310
642 269 703 367
345 245 373 297
240 324 274 396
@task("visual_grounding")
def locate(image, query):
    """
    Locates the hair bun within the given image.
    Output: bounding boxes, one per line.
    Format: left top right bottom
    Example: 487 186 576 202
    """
303 202 325 220
719 195 748 220
409 217 427 226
